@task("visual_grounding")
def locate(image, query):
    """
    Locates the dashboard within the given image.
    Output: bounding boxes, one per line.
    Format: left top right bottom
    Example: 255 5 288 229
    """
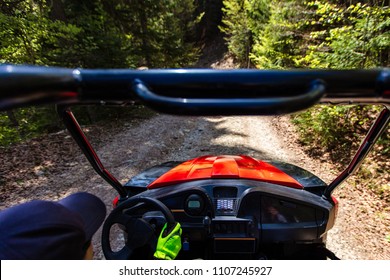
135 178 335 259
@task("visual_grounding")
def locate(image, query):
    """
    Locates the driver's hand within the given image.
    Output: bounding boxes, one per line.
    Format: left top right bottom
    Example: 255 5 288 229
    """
154 222 182 260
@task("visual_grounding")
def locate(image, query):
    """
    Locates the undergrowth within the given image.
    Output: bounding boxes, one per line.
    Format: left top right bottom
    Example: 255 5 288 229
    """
292 104 389 202
0 104 156 147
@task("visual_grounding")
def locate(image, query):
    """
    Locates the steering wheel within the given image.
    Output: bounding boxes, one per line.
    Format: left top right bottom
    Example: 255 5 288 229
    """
102 196 176 260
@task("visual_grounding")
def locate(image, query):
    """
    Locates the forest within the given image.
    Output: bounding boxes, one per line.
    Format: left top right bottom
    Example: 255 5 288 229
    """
0 0 389 168
0 0 205 145
222 0 389 69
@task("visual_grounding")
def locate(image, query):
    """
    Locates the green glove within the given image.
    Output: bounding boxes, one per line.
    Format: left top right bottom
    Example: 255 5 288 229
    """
154 222 182 260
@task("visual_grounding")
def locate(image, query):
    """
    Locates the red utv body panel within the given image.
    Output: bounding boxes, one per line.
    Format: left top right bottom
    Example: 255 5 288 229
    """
147 155 303 189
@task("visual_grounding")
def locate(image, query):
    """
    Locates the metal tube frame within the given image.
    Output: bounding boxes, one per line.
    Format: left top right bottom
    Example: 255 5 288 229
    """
323 107 390 198
56 105 127 198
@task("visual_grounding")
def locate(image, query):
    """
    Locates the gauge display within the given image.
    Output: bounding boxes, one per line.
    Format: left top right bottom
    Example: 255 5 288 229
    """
188 200 201 209
185 194 204 215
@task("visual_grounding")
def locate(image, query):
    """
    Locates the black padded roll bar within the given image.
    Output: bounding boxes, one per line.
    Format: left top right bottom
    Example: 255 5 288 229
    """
0 66 389 113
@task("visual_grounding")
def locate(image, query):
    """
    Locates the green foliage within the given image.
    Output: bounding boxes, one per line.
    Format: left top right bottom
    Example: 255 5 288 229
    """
220 0 251 64
223 0 389 69
0 118 20 146
0 0 200 68
0 105 155 147
250 0 307 69
292 105 388 162
0 106 60 146
220 0 269 66
100 0 199 68
297 1 390 69
0 0 200 146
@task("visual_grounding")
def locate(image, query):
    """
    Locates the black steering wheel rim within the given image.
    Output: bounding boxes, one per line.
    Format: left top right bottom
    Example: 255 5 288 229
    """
102 196 175 260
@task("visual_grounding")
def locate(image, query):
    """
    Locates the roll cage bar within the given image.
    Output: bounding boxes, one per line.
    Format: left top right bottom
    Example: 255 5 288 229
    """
1 65 389 200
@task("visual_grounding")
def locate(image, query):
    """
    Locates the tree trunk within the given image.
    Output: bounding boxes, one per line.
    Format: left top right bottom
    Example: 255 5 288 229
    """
49 0 67 22
138 4 151 67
